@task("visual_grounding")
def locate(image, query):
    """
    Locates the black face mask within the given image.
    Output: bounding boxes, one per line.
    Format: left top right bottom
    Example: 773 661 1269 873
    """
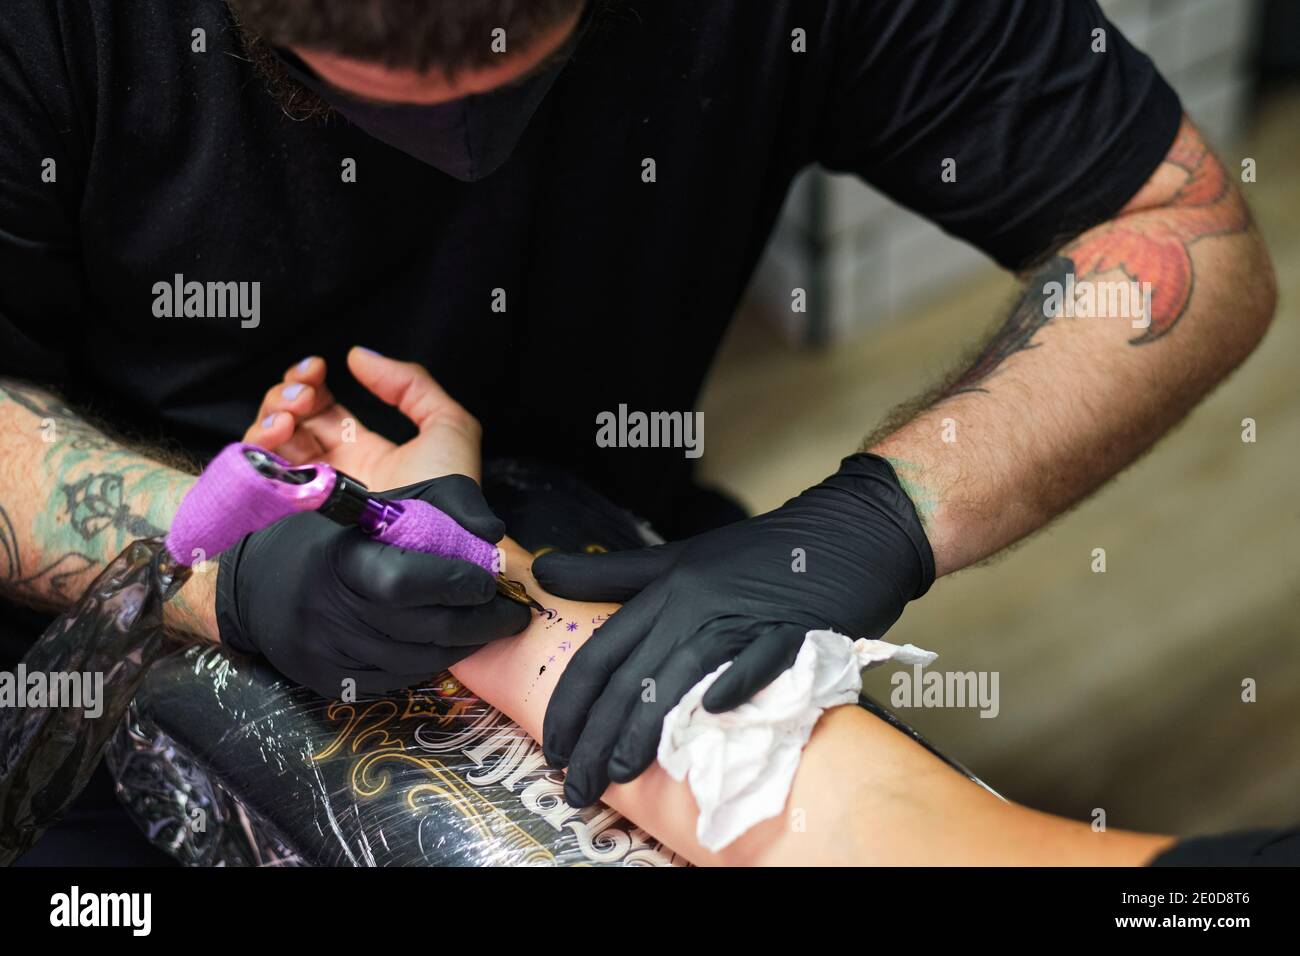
273 16 586 182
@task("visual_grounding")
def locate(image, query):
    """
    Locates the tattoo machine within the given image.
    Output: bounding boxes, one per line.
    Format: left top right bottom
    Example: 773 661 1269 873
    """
163 443 545 611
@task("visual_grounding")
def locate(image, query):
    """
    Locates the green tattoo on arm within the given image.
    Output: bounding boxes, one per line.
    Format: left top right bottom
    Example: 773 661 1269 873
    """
0 378 197 612
882 457 938 527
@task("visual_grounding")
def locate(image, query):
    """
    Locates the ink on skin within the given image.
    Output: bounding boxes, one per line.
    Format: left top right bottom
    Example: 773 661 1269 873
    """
525 639 578 702
526 665 546 702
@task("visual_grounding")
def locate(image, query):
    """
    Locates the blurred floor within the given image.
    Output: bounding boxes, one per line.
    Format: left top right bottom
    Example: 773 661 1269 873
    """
698 85 1300 837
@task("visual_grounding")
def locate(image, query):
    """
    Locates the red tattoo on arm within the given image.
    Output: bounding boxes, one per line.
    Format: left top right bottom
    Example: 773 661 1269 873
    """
1066 117 1250 343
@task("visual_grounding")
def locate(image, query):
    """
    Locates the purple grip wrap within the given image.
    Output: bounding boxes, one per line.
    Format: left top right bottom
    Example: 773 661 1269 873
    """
165 443 332 565
374 498 501 575
167 442 501 573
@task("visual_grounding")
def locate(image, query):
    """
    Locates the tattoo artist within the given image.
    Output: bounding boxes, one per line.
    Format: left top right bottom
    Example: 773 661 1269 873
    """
0 0 1275 863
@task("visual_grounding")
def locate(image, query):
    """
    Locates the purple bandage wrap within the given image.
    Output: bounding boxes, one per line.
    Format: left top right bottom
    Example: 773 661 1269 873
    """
166 443 500 574
373 498 501 574
166 444 331 565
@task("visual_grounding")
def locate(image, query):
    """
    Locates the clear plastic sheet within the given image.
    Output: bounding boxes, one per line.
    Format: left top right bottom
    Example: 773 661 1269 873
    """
0 538 188 864
109 697 304 867
108 644 684 866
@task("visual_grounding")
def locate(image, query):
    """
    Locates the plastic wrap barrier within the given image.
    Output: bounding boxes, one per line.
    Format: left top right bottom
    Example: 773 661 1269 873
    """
109 645 683 866
0 538 189 864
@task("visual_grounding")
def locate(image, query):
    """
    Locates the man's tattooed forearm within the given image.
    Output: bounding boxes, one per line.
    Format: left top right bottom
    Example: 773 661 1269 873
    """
0 379 188 610
0 502 96 607
63 472 165 541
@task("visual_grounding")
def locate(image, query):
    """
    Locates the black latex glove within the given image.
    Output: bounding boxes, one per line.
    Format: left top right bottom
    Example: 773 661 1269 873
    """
217 475 530 697
533 453 934 807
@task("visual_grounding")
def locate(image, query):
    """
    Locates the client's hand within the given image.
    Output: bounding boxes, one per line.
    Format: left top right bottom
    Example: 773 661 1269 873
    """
243 346 482 487
225 347 529 695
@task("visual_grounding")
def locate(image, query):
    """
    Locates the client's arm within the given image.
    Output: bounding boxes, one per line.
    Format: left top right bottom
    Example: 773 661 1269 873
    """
456 538 1175 866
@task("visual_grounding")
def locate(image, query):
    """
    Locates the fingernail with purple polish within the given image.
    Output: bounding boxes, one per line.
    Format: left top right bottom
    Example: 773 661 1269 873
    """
297 357 313 372
282 383 305 400
262 413 278 430
356 346 381 356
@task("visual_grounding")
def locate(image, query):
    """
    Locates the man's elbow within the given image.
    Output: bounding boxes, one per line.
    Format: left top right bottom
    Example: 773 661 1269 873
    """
1215 227 1277 367
1246 227 1278 331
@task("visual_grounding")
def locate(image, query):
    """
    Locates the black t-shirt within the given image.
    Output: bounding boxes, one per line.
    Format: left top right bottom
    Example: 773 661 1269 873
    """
0 0 1180 534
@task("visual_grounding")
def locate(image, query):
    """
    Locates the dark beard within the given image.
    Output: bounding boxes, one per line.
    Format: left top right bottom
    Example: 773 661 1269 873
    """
229 12 334 122
227 0 619 122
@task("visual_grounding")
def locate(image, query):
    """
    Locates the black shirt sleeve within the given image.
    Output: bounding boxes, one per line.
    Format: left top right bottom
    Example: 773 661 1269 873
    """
816 0 1183 270
1151 827 1300 866
0 0 91 382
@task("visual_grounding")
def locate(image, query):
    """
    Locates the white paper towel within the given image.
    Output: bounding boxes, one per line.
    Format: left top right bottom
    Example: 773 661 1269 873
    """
657 629 937 852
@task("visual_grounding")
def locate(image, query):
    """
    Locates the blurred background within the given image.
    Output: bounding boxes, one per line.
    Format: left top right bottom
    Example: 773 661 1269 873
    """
698 0 1299 837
